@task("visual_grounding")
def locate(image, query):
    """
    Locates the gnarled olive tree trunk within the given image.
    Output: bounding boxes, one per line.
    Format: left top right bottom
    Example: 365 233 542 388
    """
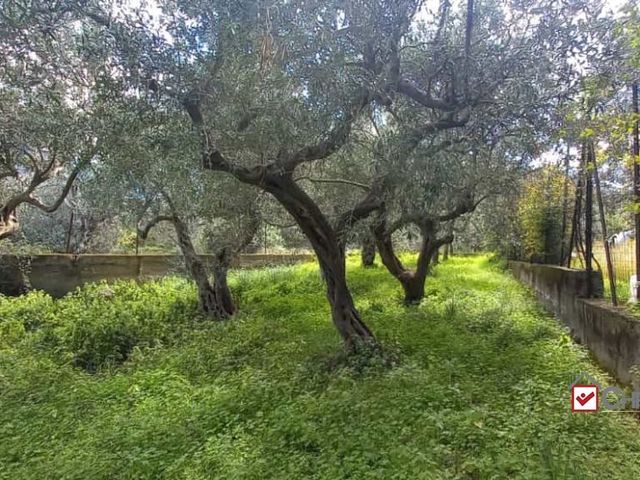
140 212 250 319
361 231 376 267
212 248 236 316
171 216 232 318
374 219 453 305
264 175 376 350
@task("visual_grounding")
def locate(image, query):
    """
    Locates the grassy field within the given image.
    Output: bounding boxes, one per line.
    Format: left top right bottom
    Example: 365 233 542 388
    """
1 255 640 479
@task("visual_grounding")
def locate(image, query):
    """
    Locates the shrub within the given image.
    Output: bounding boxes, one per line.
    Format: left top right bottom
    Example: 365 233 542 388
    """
0 278 198 372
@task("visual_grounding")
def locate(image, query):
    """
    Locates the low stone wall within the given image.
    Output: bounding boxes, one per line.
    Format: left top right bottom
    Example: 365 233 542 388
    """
0 253 315 298
510 261 640 384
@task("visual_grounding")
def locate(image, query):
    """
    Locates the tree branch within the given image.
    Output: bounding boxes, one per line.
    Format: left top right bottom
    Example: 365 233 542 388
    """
396 79 459 112
434 233 455 249
137 215 174 240
280 89 372 172
24 154 91 213
294 176 370 191
437 191 486 222
334 182 384 241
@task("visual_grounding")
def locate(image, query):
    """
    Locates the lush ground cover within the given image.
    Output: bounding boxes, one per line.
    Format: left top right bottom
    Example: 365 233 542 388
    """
1 255 640 479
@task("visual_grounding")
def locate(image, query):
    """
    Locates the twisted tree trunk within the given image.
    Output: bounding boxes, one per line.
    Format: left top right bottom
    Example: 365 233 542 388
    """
171 216 230 318
212 249 236 316
361 231 376 267
264 175 376 350
374 218 452 305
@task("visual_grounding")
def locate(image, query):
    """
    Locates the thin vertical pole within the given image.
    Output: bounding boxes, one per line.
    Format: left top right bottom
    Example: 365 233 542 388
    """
560 142 571 265
568 166 584 268
263 223 267 254
591 142 617 305
65 211 74 253
633 83 640 300
584 142 594 296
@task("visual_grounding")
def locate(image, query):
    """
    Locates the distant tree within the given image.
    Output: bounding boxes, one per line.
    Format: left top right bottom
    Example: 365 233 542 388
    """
518 166 572 264
91 106 260 317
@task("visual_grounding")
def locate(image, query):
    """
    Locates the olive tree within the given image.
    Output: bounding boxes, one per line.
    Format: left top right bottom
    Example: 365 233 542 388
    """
90 105 259 317
80 0 613 347
0 1 112 240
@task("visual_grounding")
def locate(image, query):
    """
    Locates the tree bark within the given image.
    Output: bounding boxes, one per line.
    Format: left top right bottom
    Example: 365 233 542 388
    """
171 216 230 319
401 273 428 305
212 248 236 316
431 248 440 267
374 215 453 304
361 231 376 267
0 207 18 240
263 174 376 350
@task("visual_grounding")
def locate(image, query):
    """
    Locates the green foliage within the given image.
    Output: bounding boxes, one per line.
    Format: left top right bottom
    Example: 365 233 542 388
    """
2 257 640 478
518 166 571 264
1 278 197 372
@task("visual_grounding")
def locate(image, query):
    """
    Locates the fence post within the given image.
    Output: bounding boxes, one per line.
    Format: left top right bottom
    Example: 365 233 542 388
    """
633 83 640 302
591 142 617 305
584 142 594 297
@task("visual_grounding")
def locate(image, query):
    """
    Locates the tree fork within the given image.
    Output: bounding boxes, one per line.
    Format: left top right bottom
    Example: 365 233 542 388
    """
263 175 377 349
172 216 231 319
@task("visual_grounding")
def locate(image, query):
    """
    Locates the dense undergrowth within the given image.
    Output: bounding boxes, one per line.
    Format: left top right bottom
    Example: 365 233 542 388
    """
1 255 640 479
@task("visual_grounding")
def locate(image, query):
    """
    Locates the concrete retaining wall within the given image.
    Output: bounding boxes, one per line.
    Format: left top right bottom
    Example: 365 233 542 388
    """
510 261 640 384
0 253 315 298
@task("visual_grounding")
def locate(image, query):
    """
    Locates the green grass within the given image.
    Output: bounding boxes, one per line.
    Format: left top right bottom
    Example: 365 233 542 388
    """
1 255 640 479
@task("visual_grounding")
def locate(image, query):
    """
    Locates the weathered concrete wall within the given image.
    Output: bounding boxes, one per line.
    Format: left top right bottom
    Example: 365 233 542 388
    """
0 253 315 298
510 261 640 384
509 261 603 313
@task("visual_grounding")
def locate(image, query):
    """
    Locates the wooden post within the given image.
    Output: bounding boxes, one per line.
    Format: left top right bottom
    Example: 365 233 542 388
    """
567 165 584 269
633 83 640 301
263 223 267 254
584 141 594 297
65 211 74 253
560 142 571 265
591 142 617 305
